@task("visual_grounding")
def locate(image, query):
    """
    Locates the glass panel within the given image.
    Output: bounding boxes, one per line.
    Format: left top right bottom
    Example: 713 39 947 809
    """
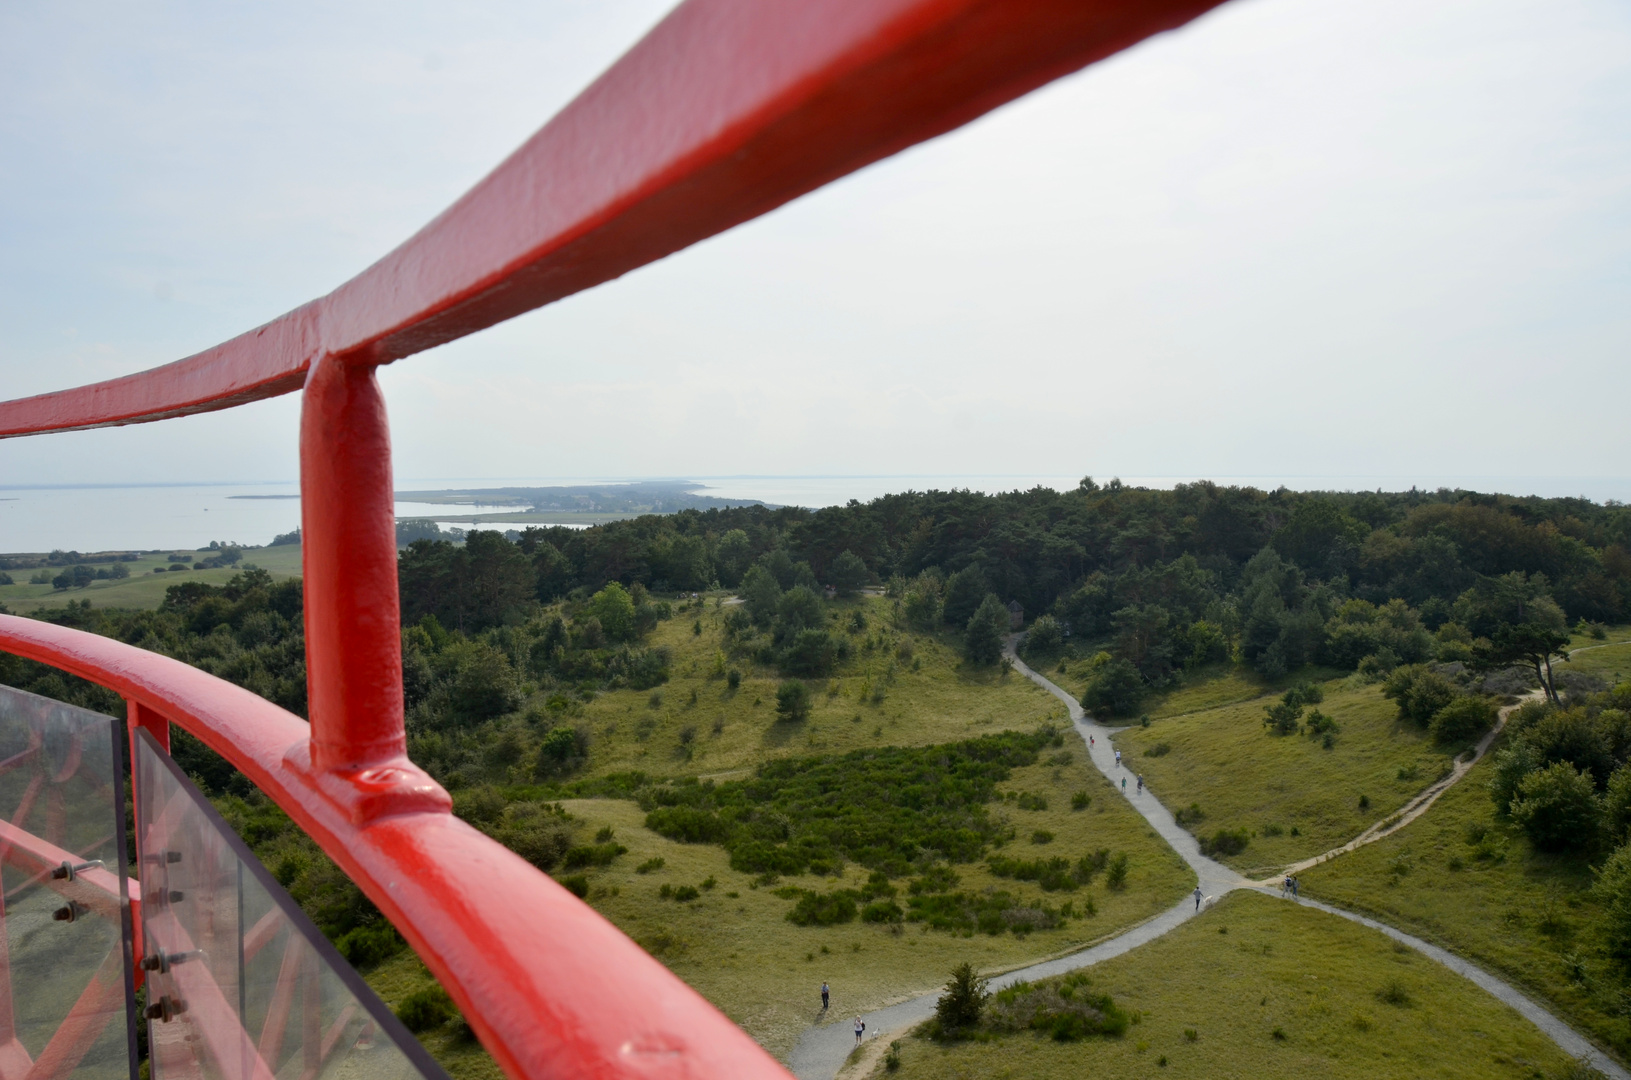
133 731 448 1080
0 682 137 1080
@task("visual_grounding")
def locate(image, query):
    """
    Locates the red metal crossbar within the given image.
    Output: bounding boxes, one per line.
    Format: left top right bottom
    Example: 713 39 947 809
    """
0 1 1227 1078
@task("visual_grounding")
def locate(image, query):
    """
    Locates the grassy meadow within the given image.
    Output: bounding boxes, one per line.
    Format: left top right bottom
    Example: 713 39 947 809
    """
860 890 1579 1080
1113 676 1453 875
1301 739 1631 1063
496 597 1194 1058
560 596 1069 780
1046 658 1347 722
0 544 302 612
550 745 1195 1060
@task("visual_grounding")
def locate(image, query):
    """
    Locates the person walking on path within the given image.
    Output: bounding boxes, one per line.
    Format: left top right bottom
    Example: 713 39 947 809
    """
1115 749 1122 768
1194 885 1203 911
1291 877 1299 898
854 1017 865 1045
1137 774 1144 794
1121 777 1126 792
1282 876 1291 898
821 982 829 1010
1090 735 1095 749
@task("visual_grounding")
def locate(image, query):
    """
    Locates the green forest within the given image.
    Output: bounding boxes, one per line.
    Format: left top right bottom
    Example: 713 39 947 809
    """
3 479 1630 1072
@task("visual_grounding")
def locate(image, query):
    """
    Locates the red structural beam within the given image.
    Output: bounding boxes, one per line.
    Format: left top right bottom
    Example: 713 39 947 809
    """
0 614 790 1080
0 0 1223 437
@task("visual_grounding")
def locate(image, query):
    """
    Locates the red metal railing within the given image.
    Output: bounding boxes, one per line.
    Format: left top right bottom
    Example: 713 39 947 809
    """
0 1 1226 1077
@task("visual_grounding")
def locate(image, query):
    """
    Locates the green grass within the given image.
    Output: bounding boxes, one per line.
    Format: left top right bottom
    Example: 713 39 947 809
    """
1301 737 1631 1063
1113 677 1453 874
1564 626 1631 683
364 951 505 1080
1043 653 1344 722
568 596 1068 781
552 738 1194 1060
0 544 302 612
864 890 1578 1080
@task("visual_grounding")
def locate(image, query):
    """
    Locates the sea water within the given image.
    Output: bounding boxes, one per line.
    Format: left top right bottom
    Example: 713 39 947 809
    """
1 474 1626 555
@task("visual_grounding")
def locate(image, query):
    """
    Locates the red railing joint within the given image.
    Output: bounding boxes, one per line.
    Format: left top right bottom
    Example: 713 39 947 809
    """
280 743 451 826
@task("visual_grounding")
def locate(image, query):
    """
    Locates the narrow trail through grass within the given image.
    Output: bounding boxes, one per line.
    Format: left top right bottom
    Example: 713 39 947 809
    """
783 643 1630 1080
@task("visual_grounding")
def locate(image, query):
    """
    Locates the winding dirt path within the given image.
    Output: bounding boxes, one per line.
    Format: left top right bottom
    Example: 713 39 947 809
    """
784 642 1629 1080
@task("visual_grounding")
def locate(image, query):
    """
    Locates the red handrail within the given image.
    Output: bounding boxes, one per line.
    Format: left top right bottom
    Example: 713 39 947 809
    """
0 614 789 1080
0 0 1221 439
0 1 1229 1077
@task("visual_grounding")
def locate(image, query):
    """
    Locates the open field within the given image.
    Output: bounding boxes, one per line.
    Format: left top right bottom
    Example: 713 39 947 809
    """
862 889 1578 1080
549 754 1194 1062
1113 676 1453 874
1565 627 1631 682
0 544 302 612
1301 739 1631 1063
565 597 1070 781
1041 651 1346 721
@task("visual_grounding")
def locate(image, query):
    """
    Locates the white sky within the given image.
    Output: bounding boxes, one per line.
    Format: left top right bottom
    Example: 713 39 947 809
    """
1 0 1627 493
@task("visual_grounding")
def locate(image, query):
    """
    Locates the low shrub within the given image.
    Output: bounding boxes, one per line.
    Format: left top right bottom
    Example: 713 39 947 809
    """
396 986 456 1033
986 972 1129 1041
1429 695 1497 745
562 841 628 869
1199 829 1249 857
786 889 859 926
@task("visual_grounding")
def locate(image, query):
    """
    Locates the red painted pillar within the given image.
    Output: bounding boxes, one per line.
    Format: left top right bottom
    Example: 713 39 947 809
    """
299 355 405 773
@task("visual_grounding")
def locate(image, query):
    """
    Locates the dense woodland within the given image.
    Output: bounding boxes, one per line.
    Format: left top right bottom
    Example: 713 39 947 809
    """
3 481 1630 990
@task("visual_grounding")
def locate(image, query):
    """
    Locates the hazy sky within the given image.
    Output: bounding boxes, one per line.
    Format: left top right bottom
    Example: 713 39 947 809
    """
2 0 1628 493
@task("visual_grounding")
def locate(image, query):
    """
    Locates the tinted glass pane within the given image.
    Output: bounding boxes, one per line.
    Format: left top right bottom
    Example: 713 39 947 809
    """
134 731 448 1080
0 682 136 1080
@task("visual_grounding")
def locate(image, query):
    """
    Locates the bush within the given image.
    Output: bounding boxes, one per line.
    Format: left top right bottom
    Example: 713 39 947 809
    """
1304 709 1339 736
1383 666 1458 725
335 921 404 968
639 728 1051 878
1593 843 1631 960
934 962 990 1034
562 841 627 869
727 668 742 690
557 874 589 898
1071 791 1091 810
396 986 455 1032
786 889 859 926
830 550 870 597
964 594 1009 666
1199 829 1249 857
986 973 1129 1041
1081 659 1144 718
1104 852 1129 889
1023 616 1063 657
1262 699 1303 736
775 679 812 722
781 628 840 677
1429 696 1497 745
1510 762 1601 852
862 900 904 923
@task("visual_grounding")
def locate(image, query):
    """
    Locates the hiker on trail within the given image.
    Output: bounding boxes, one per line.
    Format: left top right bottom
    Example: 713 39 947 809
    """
1090 735 1095 748
821 982 829 1010
1292 877 1300 898
1115 749 1122 767
1282 876 1291 897
1121 777 1126 792
1137 774 1144 794
1194 886 1203 911
854 1017 865 1044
